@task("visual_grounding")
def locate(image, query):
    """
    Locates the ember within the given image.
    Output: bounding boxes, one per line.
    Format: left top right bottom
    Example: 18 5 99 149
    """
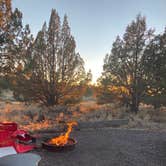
48 122 77 146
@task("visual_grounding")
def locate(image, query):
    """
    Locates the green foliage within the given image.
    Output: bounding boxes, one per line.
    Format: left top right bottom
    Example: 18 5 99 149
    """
63 97 82 105
84 86 93 97
97 91 115 105
142 28 166 108
0 0 12 45
143 95 166 109
85 69 92 84
99 14 166 111
0 76 10 89
0 6 87 105
12 10 86 106
99 14 152 112
0 5 33 76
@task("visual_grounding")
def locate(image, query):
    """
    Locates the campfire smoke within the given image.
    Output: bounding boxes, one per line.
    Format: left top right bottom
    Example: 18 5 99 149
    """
48 122 77 146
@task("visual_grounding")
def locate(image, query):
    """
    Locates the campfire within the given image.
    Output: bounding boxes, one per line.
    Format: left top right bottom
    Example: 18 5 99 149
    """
42 122 77 151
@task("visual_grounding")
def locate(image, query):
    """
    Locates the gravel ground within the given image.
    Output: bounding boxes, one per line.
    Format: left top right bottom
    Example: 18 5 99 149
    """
34 128 166 166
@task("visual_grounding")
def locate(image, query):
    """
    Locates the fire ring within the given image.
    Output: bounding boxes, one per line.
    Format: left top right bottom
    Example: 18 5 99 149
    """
42 138 77 152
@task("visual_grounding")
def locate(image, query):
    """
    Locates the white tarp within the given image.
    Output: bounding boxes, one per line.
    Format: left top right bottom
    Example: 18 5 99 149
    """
0 146 17 158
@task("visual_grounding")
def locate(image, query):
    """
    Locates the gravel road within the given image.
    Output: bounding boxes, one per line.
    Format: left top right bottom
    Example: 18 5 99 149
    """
34 128 166 166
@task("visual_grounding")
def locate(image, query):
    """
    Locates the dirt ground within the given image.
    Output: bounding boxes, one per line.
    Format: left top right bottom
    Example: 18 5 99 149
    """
34 128 166 166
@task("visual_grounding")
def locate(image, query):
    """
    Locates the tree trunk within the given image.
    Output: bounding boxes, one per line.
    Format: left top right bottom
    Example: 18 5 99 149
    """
131 93 139 113
47 94 56 106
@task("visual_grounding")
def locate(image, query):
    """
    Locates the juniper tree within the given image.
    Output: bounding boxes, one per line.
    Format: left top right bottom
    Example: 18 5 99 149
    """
101 14 153 112
21 10 86 105
0 0 12 45
142 28 166 108
0 2 33 94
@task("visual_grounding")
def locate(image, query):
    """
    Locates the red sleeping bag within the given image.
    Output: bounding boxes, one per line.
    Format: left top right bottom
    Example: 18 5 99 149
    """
0 122 35 153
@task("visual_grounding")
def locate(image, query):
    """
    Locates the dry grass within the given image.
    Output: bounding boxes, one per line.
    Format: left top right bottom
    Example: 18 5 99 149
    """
0 100 113 131
0 99 166 131
0 101 50 131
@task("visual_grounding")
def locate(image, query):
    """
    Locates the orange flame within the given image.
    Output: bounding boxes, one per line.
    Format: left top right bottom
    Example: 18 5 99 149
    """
48 122 77 146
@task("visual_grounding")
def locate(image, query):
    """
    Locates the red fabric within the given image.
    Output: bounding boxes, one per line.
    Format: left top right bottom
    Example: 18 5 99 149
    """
0 123 35 153
14 142 35 153
0 123 17 147
0 130 14 147
12 130 31 141
0 122 17 131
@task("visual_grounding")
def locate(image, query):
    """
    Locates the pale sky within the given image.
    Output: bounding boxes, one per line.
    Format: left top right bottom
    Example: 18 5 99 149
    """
13 0 166 82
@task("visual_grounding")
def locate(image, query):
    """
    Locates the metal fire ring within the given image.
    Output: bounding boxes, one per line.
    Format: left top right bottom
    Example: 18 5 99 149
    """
42 138 77 152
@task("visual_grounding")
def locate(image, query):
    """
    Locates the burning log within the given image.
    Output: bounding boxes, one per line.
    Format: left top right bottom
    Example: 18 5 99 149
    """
42 122 77 152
